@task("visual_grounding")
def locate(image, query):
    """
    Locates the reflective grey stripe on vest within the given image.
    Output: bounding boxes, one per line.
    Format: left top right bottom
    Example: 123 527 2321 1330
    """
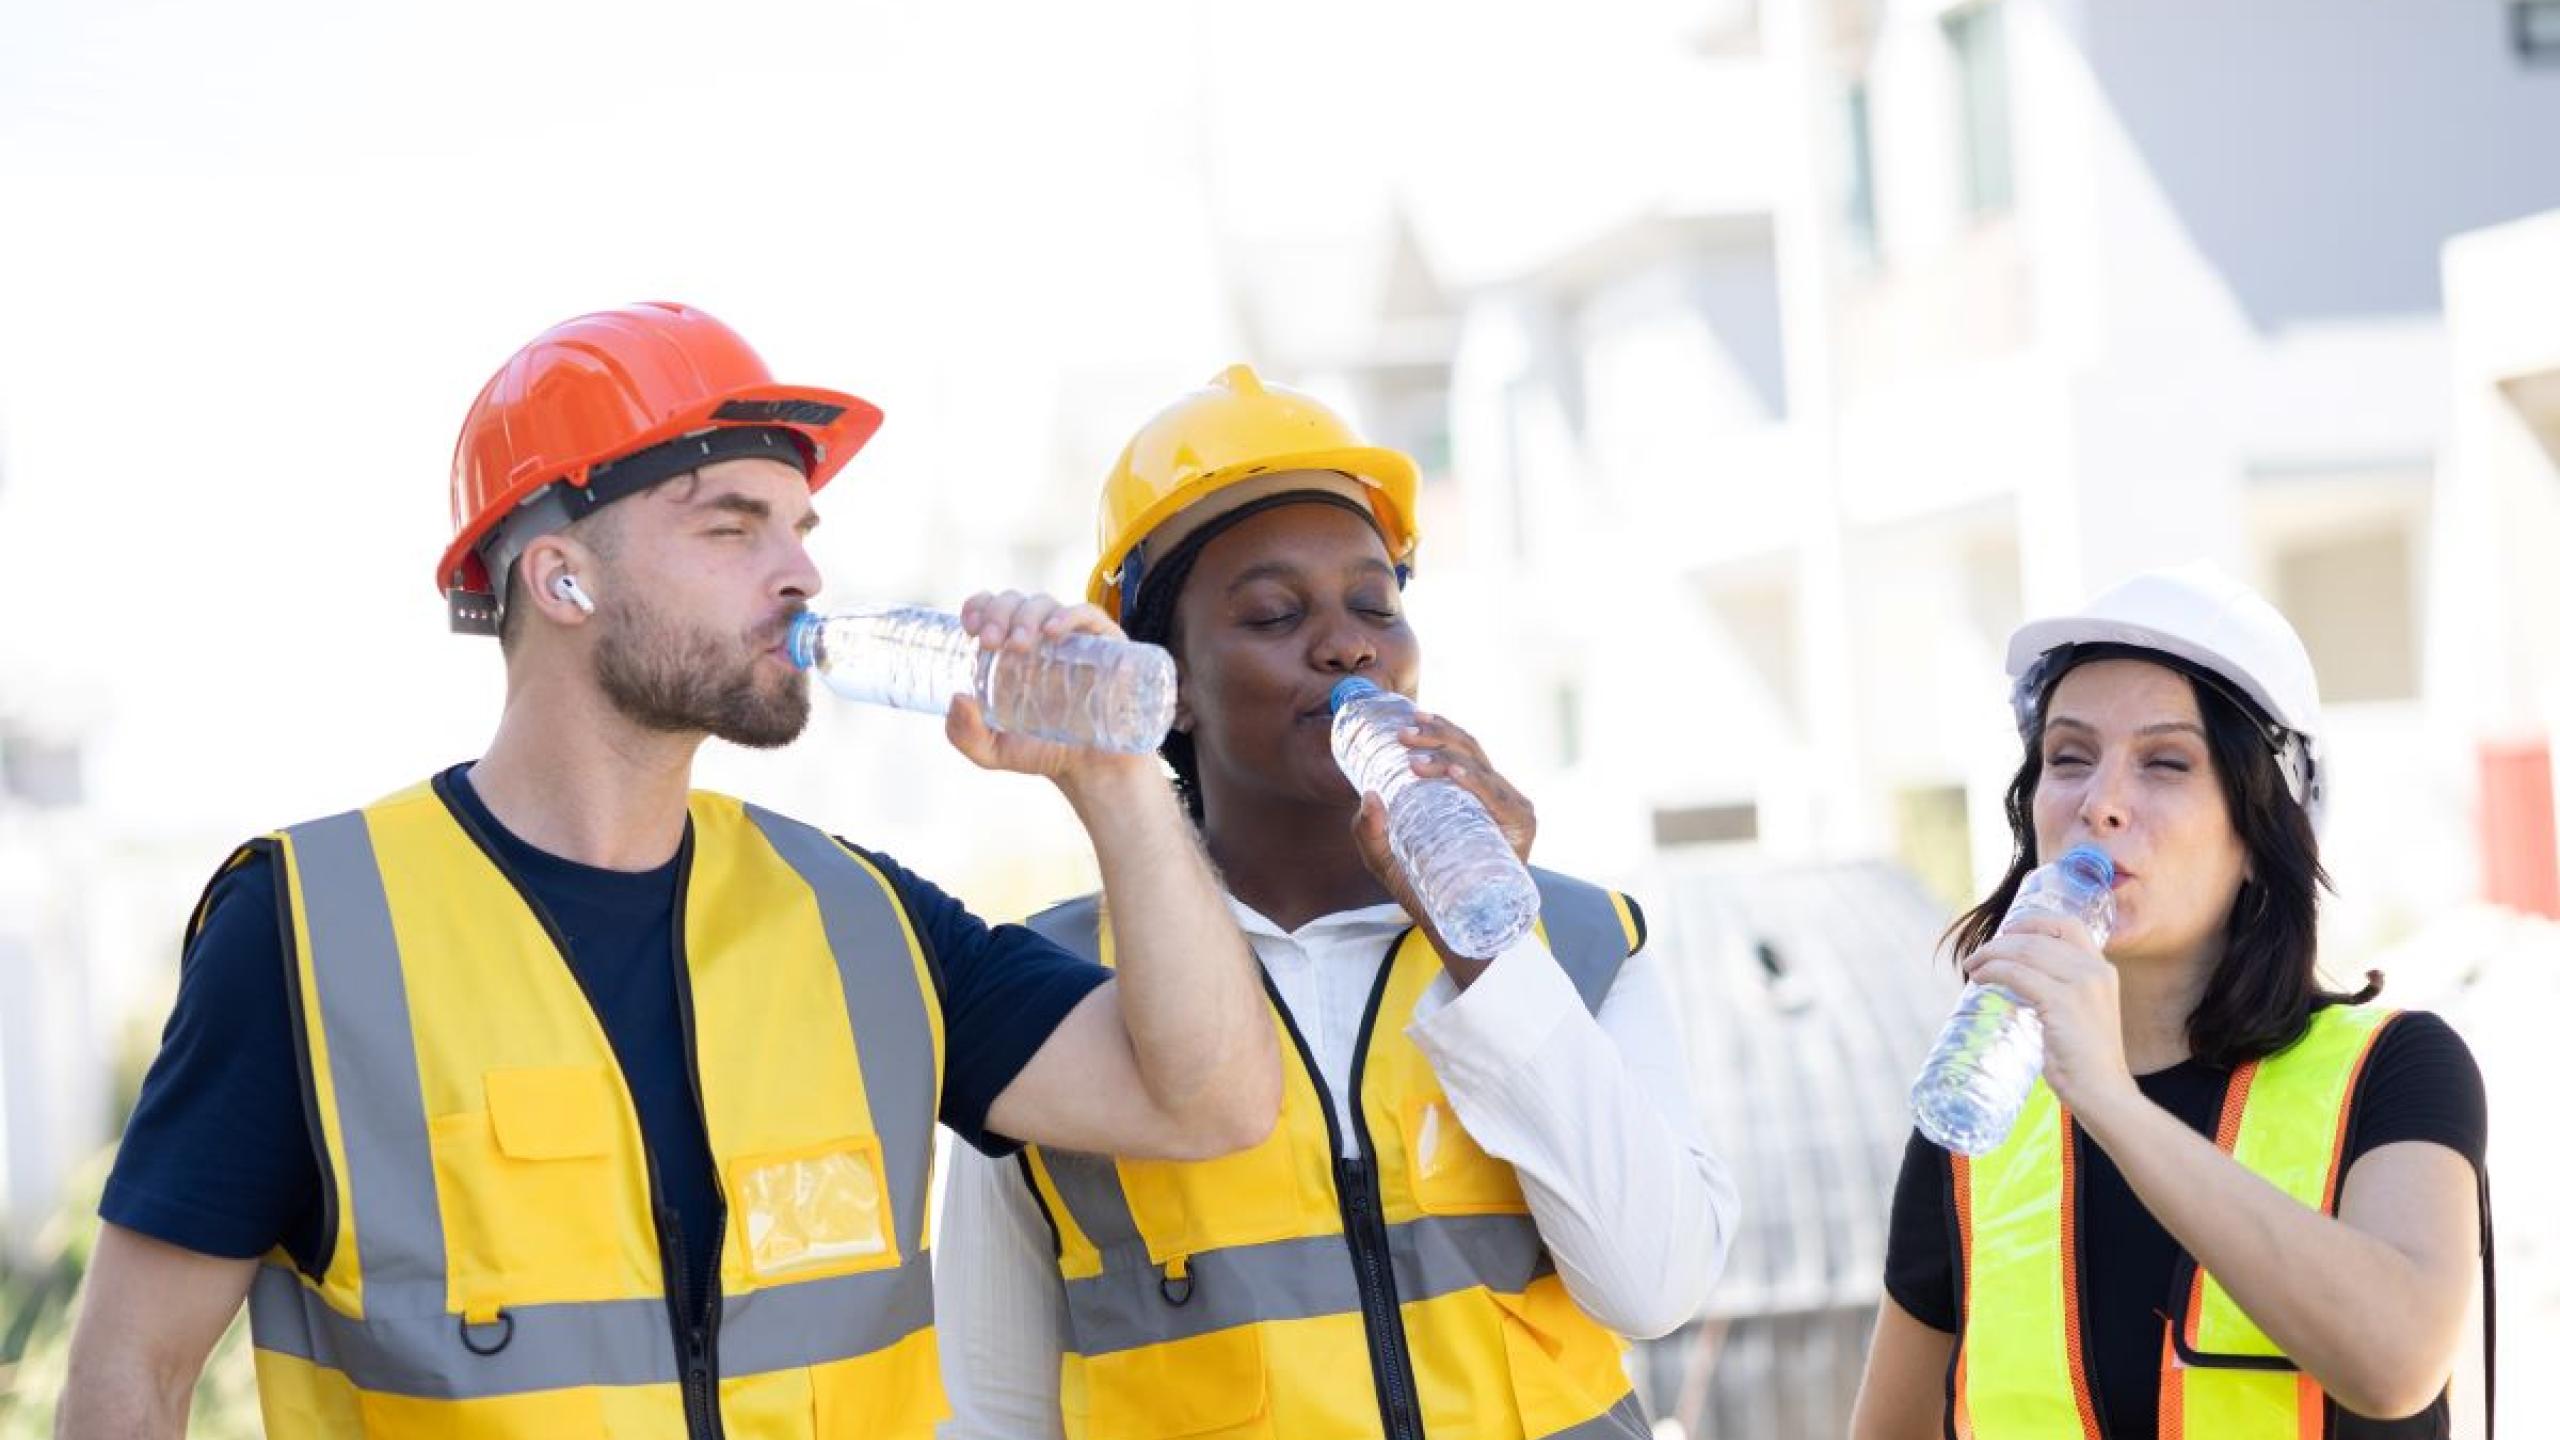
1544 1393 1651 1440
1025 893 1105 965
744 805 938 1262
1035 1148 1146 1264
252 800 935 1399
1023 879 1632 1355
251 1255 935 1401
1020 897 1146 1272
277 809 448 1316
1528 867 1631 1015
1056 1213 1550 1357
250 1262 676 1398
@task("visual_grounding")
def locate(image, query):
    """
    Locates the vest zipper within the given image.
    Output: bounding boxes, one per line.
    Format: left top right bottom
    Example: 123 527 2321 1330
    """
434 778 723 1440
668 868 729 1440
1336 1154 1425 1440
1258 939 1429 1440
659 1215 721 1440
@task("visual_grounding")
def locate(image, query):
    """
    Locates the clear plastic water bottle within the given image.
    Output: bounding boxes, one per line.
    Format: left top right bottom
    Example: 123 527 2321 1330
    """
1910 845 2117 1156
1328 677 1540 959
786 607 1177 755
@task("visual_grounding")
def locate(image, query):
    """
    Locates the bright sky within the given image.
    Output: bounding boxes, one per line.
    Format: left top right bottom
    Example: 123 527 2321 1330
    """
0 1 1311 836
0 0 1748 854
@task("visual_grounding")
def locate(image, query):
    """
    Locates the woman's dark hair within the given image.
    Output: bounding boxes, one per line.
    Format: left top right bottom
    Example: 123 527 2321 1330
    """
1122 530 1210 822
1948 648 2377 1067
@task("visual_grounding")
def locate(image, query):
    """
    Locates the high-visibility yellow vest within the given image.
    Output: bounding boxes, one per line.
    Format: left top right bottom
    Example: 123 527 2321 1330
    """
233 775 949 1439
1017 869 1654 1440
1952 1002 2400 1439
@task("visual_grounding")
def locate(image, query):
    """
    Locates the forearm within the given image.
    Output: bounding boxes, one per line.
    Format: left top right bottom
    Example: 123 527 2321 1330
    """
1413 947 1734 1338
55 1359 190 1440
58 1227 250 1440
1499 1048 1732 1339
2078 1093 2463 1416
59 1302 203 1440
1057 761 1276 1141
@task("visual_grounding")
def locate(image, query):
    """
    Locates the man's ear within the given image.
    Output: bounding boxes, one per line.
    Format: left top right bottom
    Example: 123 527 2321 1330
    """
520 535 601 628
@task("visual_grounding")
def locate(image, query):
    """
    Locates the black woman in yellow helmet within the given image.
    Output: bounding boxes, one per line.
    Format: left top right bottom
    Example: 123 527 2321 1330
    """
936 364 1739 1440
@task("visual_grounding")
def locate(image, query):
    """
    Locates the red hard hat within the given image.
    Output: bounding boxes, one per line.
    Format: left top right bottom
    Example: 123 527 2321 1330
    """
440 301 882 621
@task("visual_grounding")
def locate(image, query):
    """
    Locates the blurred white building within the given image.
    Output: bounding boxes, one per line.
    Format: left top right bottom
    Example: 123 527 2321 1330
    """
1223 1 2560 1432
1275 0 2560 950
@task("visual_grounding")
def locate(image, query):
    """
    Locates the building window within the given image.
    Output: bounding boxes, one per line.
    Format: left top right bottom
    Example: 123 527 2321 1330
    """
1652 803 1760 849
1944 2 2015 218
2517 1 2560 61
2273 528 2420 705
0 730 82 809
1552 679 1584 770
1843 81 1881 263
1893 784 1976 908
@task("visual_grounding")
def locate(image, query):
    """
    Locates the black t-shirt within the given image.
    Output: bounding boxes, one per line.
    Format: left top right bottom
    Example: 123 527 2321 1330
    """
102 763 1109 1321
1884 1008 2487 1439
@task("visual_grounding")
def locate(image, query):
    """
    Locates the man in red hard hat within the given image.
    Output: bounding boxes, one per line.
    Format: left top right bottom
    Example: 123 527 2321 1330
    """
58 302 1280 1439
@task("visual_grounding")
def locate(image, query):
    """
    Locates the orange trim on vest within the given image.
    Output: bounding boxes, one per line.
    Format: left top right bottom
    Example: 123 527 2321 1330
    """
2320 1037 2386 1214
2181 1060 2263 1358
1952 1154 1976 1440
2161 1015 2393 1439
2160 1329 2185 1438
2058 1120 2102 1440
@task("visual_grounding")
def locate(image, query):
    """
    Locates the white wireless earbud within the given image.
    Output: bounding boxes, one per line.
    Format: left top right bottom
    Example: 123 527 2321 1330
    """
552 574 597 615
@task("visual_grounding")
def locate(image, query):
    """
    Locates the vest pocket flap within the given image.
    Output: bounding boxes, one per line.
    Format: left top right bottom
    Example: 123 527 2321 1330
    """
1398 1094 1529 1216
483 1066 616 1161
1487 1278 1636 1426
1082 1324 1273 1438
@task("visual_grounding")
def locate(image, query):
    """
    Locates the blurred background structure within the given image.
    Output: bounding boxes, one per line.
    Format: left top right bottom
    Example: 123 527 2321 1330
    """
3 0 2557 1433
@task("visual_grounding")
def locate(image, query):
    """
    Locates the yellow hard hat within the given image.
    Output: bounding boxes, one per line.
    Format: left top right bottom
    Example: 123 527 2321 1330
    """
1090 364 1421 620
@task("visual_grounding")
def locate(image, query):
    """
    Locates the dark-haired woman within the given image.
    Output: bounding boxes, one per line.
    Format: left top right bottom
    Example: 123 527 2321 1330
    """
1851 564 2489 1440
935 366 1737 1440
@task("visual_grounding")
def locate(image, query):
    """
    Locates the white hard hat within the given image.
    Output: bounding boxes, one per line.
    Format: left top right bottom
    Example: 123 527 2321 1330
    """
2005 561 2325 827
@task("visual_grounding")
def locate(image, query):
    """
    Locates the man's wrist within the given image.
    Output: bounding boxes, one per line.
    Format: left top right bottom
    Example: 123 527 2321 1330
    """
1053 754 1175 820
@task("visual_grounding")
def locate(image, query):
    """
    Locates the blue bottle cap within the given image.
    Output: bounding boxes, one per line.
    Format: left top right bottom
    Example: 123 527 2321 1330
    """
1328 676 1383 713
2058 844 2115 885
784 611 821 671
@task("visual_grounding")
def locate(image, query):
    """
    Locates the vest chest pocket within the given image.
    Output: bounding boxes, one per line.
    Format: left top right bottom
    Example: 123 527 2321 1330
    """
429 1065 637 1308
728 1135 900 1284
1077 1323 1274 1440
1488 1277 1635 1435
1399 1095 1529 1216
1117 1116 1312 1256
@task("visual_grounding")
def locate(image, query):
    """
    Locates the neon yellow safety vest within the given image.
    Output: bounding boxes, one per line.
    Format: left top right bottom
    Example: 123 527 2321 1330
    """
1952 1002 2400 1439
1017 869 1654 1440
232 775 949 1439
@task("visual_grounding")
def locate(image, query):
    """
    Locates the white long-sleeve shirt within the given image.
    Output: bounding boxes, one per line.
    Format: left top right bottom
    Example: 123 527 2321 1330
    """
935 894 1736 1439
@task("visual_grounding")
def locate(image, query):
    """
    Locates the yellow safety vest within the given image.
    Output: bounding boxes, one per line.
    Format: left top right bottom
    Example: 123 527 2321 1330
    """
1952 1002 2400 1439
232 775 949 1439
1018 869 1654 1440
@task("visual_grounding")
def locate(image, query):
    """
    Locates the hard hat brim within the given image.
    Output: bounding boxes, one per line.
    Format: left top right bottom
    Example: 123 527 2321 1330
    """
1086 445 1421 617
437 382 883 598
2005 615 2309 738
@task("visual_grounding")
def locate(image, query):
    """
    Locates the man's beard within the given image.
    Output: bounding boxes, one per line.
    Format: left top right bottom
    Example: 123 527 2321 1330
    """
593 594 811 749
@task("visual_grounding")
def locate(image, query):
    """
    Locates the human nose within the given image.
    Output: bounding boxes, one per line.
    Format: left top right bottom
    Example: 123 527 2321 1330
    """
776 533 822 605
2077 751 2134 834
1308 608 1378 676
